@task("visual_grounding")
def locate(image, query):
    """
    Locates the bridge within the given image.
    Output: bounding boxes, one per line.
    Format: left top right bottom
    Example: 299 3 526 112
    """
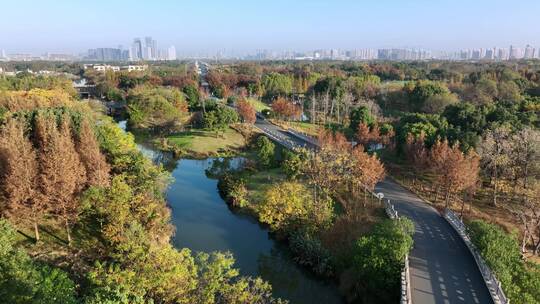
254 117 495 304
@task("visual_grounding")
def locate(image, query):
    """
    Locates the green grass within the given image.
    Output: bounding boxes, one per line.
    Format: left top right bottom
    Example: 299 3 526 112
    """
243 168 287 205
246 98 271 112
165 127 246 156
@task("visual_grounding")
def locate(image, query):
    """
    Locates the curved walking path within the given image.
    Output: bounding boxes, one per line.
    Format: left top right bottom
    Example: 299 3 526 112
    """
375 178 493 304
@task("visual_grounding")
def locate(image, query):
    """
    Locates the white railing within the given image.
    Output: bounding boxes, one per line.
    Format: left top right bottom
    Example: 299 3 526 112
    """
443 209 509 304
384 199 412 304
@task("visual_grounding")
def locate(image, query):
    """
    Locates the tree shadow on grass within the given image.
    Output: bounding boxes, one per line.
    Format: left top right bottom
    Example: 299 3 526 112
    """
39 226 68 246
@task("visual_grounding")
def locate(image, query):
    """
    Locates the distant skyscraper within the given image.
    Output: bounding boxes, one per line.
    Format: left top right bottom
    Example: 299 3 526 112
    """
0 49 5 58
87 48 123 61
484 48 495 60
132 38 143 61
509 45 523 60
144 36 158 60
167 46 177 60
524 45 535 59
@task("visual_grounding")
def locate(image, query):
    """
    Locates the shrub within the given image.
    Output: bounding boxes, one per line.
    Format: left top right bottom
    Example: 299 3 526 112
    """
218 174 248 208
289 230 334 277
468 220 540 303
255 136 275 168
350 218 414 302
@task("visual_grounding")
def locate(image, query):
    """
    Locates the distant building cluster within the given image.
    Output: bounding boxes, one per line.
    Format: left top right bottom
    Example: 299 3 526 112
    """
1 43 540 62
85 37 176 62
244 45 539 61
452 45 538 61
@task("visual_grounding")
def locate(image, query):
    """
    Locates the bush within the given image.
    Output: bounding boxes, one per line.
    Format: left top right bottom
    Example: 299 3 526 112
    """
289 230 334 277
255 136 275 168
350 218 414 302
281 150 303 179
468 220 540 303
218 174 248 208
258 181 333 233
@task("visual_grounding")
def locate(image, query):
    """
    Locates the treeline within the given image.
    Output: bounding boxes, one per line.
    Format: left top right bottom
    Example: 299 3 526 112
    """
0 84 284 303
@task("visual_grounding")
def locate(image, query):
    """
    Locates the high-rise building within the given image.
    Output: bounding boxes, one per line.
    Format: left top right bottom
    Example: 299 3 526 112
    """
0 49 6 59
167 46 177 60
87 48 124 61
144 36 158 60
484 48 495 60
524 45 535 59
509 45 523 60
131 38 143 61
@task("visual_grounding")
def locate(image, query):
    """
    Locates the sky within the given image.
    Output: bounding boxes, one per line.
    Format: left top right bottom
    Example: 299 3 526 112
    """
1 0 539 55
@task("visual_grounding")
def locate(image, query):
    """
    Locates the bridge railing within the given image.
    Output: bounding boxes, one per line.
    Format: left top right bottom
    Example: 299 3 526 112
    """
383 199 412 304
444 209 509 304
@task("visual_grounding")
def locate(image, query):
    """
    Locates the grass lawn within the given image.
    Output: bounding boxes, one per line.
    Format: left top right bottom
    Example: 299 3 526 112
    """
165 127 246 156
246 98 271 112
243 167 287 205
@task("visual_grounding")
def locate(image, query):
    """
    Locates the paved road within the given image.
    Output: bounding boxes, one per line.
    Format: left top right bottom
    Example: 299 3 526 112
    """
254 117 318 150
375 179 493 304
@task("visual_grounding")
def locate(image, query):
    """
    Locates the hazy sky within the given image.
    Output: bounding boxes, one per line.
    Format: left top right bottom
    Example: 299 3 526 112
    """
1 0 539 54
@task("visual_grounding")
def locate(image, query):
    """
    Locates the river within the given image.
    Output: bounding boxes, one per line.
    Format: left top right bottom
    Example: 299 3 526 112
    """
119 121 343 304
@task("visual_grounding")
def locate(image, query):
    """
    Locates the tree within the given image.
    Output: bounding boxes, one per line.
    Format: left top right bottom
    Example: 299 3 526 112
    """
404 132 428 169
421 93 459 114
261 73 292 101
76 118 110 187
271 97 300 121
236 99 256 124
349 106 374 132
429 139 480 207
477 127 512 207
0 118 41 241
408 81 450 112
203 106 239 137
255 136 275 168
258 181 332 232
127 86 187 130
35 113 86 246
355 123 381 148
351 219 414 302
183 84 200 110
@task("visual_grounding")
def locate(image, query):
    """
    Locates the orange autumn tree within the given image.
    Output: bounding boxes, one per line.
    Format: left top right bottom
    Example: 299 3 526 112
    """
0 118 42 241
355 122 382 147
271 97 301 121
405 132 428 169
305 130 385 207
236 98 256 124
35 113 86 246
77 118 111 187
428 139 480 207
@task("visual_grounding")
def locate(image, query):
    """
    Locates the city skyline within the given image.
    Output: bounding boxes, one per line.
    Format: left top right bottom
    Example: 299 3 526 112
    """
1 43 539 62
1 0 540 54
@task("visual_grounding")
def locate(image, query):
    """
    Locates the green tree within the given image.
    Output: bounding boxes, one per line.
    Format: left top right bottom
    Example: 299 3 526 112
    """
408 80 450 112
351 218 414 301
183 84 200 110
255 136 275 168
349 106 375 132
261 73 293 101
